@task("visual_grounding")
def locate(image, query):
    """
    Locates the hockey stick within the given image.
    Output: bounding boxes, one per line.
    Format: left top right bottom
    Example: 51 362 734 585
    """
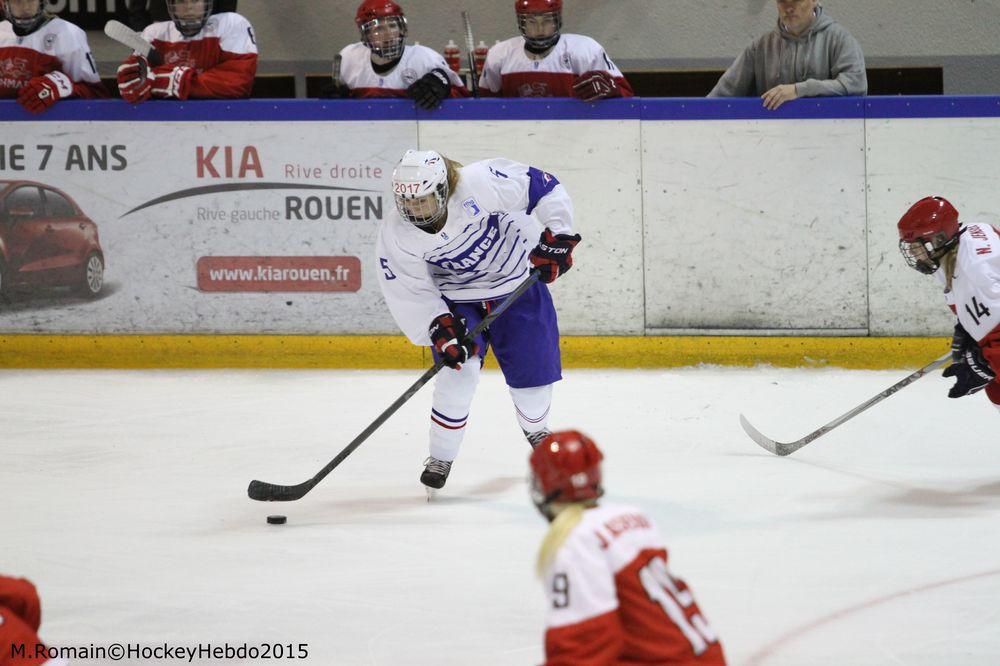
461 11 480 98
248 270 542 501
740 352 951 457
104 20 164 66
331 54 343 87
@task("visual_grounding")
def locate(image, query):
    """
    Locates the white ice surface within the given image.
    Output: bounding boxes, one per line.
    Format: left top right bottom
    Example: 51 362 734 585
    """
3 366 1000 665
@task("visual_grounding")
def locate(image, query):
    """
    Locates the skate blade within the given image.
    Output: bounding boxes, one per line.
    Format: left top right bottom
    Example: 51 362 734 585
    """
425 487 438 502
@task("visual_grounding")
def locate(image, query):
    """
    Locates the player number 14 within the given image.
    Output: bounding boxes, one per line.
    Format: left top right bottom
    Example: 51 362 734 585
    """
965 296 991 327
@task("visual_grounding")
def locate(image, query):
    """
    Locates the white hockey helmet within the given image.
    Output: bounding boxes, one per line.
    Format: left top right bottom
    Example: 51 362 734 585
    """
392 149 450 228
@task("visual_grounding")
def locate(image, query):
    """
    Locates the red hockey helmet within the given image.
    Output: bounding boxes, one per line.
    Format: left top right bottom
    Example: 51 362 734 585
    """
355 0 407 59
516 0 563 51
530 430 604 518
515 0 563 14
898 196 962 274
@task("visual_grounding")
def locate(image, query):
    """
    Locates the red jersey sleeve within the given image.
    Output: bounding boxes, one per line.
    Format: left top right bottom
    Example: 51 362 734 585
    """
186 14 257 99
184 52 257 98
979 324 1000 406
575 36 633 97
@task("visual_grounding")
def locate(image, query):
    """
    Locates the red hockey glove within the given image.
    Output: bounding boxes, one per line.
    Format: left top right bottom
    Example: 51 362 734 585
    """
429 313 479 370
17 72 73 113
571 70 620 102
117 57 153 103
529 229 581 283
150 65 194 100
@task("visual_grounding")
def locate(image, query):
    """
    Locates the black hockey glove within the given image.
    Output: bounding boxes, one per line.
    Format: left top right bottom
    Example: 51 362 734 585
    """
429 313 479 370
529 229 582 283
317 81 351 99
406 68 451 110
943 323 995 398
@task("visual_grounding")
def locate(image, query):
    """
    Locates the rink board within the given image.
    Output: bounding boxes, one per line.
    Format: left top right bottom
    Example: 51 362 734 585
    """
0 97 998 343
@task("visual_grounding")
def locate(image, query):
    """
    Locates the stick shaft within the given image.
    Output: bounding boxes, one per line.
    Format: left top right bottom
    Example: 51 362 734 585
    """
248 271 540 501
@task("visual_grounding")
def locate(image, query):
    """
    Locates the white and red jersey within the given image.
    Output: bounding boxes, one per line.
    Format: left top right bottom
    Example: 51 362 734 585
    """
0 576 66 666
337 42 467 99
940 223 1000 408
129 12 257 98
0 17 106 99
540 503 726 666
479 34 633 98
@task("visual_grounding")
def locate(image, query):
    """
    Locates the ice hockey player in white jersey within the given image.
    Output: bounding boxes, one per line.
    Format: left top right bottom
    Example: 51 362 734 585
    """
116 0 258 102
0 0 107 113
479 0 633 101
898 196 1000 410
324 0 466 110
376 149 581 491
530 430 727 665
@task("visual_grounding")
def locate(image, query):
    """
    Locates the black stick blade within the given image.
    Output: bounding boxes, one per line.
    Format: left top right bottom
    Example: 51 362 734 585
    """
247 479 314 502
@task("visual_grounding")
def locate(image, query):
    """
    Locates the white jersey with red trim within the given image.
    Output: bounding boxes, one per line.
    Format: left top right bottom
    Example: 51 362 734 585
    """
337 42 466 98
376 157 573 346
0 17 105 98
479 33 633 98
940 223 1000 408
942 224 1000 343
134 12 257 98
541 503 726 666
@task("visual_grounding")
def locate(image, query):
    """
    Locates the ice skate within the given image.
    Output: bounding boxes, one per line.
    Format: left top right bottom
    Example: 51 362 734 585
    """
421 457 453 499
524 428 552 449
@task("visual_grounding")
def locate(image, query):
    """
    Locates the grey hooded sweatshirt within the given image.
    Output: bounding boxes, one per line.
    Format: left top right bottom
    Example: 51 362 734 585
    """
709 6 867 98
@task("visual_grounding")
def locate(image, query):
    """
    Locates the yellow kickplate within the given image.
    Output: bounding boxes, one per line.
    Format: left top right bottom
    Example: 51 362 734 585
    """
0 335 948 370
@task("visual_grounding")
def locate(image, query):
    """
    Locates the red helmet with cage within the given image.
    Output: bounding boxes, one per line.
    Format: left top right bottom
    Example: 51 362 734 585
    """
515 0 563 51
355 0 408 59
897 196 963 274
529 430 603 518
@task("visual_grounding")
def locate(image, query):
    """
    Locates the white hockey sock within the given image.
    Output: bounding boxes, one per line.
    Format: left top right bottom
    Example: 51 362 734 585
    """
509 384 553 435
428 361 481 462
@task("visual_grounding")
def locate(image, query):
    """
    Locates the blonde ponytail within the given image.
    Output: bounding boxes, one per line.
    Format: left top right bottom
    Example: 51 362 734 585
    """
444 157 462 193
536 503 586 577
942 248 958 293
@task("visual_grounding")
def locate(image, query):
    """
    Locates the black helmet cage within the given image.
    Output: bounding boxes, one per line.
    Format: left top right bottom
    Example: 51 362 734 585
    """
4 0 47 35
360 15 408 59
167 0 214 37
517 11 562 51
899 229 963 275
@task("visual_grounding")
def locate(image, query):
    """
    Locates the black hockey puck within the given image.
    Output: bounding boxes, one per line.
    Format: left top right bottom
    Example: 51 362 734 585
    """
266 515 287 525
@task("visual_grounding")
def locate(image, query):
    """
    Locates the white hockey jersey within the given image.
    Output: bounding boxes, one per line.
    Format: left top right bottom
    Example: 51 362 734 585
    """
0 17 105 98
540 503 725 665
338 42 466 98
131 12 258 98
479 33 632 98
376 158 573 346
941 223 1000 343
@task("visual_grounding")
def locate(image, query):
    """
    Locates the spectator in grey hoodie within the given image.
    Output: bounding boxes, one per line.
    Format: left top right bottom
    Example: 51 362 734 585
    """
709 0 866 110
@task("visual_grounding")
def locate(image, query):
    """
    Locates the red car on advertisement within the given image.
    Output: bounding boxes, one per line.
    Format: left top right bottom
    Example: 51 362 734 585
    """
0 180 105 299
